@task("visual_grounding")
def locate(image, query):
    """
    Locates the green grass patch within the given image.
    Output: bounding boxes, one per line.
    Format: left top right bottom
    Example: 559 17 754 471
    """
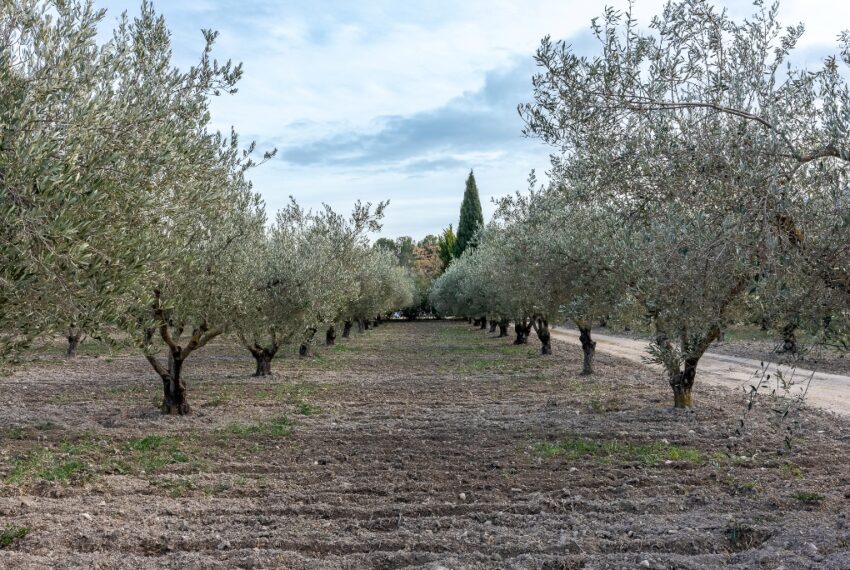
3 426 27 440
0 524 30 549
5 447 90 484
221 415 292 438
534 437 702 465
115 435 193 473
3 434 199 486
779 462 803 479
793 491 825 504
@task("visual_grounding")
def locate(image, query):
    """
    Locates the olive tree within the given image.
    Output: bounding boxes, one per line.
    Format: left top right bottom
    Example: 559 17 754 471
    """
0 1 164 362
520 0 850 406
234 200 385 374
346 247 416 333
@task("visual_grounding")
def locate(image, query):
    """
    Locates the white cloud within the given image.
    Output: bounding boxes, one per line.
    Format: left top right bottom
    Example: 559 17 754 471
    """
93 0 850 238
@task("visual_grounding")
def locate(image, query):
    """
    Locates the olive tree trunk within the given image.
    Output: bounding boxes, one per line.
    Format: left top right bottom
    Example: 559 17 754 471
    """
658 328 720 409
66 325 82 358
479 316 487 330
342 320 353 338
513 320 531 345
777 322 798 354
488 319 497 333
576 321 596 375
143 291 222 416
532 317 552 355
326 325 336 346
498 319 509 337
300 327 317 357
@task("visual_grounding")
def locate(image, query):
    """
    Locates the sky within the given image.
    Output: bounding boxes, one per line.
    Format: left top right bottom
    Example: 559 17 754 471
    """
92 0 850 239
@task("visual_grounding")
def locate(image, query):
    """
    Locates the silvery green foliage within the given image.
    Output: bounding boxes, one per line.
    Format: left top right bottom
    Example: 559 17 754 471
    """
515 0 850 403
347 246 416 324
430 172 624 335
0 0 269 364
236 199 387 355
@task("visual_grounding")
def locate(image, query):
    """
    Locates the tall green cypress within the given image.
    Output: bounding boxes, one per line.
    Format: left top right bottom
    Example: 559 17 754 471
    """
454 170 484 258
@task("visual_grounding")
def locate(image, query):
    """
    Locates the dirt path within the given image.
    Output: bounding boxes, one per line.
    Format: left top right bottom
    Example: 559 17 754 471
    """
1 321 849 568
551 326 850 417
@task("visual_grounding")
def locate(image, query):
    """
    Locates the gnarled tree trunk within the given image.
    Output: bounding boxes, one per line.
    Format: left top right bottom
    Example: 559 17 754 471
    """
300 327 317 357
363 320 371 331
488 319 497 333
778 322 798 354
670 358 697 408
513 320 531 345
144 292 222 415
66 325 82 358
660 327 720 409
533 317 552 355
342 321 353 338
498 319 509 337
576 321 596 375
479 316 487 330
160 349 190 415
249 346 276 377
326 325 336 346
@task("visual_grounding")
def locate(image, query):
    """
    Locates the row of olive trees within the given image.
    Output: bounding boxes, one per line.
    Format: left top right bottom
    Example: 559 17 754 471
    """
0 0 415 414
432 0 850 409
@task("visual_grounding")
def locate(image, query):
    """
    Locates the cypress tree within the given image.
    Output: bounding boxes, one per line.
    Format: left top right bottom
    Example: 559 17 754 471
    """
454 170 484 258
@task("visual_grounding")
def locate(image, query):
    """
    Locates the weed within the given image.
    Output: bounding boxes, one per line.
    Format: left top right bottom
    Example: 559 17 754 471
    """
3 426 26 440
779 462 802 479
793 491 824 504
149 477 198 498
201 395 230 408
726 479 762 496
725 522 766 550
5 447 89 484
0 525 30 549
222 415 292 437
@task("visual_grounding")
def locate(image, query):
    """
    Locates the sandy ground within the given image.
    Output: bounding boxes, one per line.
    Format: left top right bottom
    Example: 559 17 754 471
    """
550 327 850 417
0 321 849 569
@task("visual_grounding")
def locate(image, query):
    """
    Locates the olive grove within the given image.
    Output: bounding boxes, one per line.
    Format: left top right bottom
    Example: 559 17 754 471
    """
432 0 850 408
0 0 415 414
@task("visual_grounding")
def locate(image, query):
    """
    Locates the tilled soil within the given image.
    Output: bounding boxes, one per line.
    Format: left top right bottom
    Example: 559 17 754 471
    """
1 321 849 569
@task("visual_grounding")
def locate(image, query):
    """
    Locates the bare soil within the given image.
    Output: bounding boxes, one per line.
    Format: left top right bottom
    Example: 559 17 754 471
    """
1 321 849 569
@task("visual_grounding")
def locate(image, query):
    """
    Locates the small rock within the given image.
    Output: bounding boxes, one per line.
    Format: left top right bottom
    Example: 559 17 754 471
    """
664 460 673 465
458 492 467 501
661 438 670 445
81 512 93 521
217 540 231 550
569 467 578 472
639 560 651 568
